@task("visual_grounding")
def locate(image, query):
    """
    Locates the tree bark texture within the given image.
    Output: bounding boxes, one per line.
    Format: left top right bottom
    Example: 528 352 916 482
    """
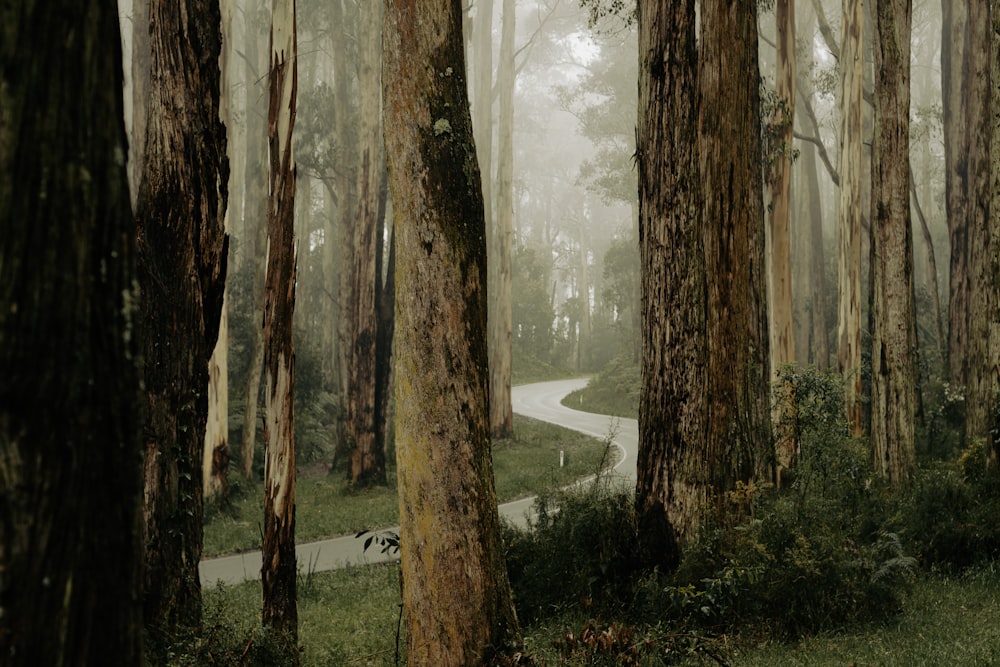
130 0 150 207
965 0 996 443
383 0 521 663
870 0 916 486
943 0 970 387
838 0 865 437
490 0 515 438
770 0 797 470
989 0 1000 463
699 0 773 495
137 0 229 633
261 0 299 641
636 0 706 554
0 4 144 663
348 0 386 485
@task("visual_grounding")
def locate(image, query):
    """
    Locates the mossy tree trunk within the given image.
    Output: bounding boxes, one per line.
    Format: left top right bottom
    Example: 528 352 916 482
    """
0 3 144 662
383 0 521 663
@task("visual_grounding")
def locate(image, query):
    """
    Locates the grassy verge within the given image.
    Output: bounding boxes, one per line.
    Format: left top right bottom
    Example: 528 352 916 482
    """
203 414 613 557
198 561 1000 666
563 355 638 419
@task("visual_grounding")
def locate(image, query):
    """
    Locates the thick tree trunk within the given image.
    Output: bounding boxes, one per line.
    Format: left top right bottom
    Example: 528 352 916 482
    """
943 0 970 387
964 1 996 443
261 0 299 642
0 4 144 662
870 0 916 486
700 0 773 495
384 1 521 663
348 0 386 485
138 0 229 634
636 0 705 556
838 0 865 437
490 0 515 438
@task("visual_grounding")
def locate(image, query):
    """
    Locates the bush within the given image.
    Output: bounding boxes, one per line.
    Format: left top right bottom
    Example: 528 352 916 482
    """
896 444 1000 570
502 480 639 625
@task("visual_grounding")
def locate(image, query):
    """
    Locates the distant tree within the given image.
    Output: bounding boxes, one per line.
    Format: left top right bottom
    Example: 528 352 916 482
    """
0 3 144 662
768 0 797 471
870 0 916 486
838 0 865 437
261 0 299 642
383 0 521 662
942 0 969 387
137 0 229 633
490 0 516 438
347 0 387 485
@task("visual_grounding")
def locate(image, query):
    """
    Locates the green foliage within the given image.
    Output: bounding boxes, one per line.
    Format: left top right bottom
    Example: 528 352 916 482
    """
502 480 639 625
512 242 558 366
894 450 1000 570
562 355 639 418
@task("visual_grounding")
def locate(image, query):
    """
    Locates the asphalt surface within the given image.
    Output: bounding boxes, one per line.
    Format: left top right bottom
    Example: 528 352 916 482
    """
198 377 639 586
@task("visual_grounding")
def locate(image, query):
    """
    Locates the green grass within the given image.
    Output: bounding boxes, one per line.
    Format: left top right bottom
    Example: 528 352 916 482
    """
728 566 1000 666
563 355 639 419
199 562 1000 666
203 414 612 557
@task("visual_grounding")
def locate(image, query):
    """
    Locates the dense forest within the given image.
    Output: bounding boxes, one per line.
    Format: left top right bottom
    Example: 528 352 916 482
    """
2 0 999 664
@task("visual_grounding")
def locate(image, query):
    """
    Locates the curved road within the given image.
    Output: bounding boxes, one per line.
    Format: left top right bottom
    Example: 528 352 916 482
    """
199 378 638 586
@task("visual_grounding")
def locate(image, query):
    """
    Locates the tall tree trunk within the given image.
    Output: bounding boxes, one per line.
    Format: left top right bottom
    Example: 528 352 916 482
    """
943 0 969 387
700 0 773 496
870 0 916 486
138 0 229 634
636 0 704 557
348 0 386 485
490 0 515 437
964 0 996 443
0 3 144 662
838 0 865 437
241 0 270 480
261 0 298 642
770 0 797 471
384 1 521 663
989 2 1000 464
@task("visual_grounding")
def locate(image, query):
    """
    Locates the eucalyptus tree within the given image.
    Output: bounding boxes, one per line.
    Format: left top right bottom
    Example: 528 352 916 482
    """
384 0 521 661
838 0 865 437
261 0 299 640
136 0 229 633
870 0 916 485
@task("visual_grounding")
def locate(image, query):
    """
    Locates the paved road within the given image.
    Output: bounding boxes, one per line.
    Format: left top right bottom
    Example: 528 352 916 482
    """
198 378 639 586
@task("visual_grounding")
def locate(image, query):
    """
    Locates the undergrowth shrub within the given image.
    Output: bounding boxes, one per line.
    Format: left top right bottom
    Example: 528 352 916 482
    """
661 368 915 637
502 479 639 625
895 440 1000 570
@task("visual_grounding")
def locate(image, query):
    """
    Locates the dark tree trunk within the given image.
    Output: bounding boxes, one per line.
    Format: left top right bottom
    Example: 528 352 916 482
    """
384 0 521 662
700 0 774 497
0 2 144 663
137 0 229 635
636 0 704 558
